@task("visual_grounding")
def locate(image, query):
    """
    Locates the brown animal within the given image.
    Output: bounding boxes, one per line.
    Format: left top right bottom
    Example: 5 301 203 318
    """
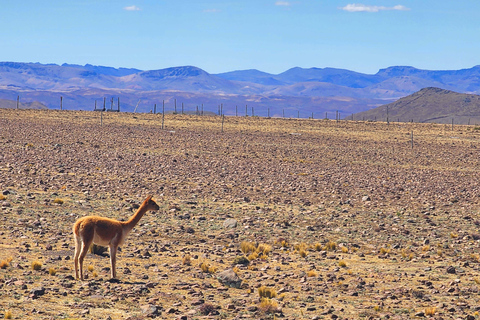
73 195 159 280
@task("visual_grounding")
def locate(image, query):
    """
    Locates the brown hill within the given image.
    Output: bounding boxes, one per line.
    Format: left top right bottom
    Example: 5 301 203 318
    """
0 98 48 110
354 87 480 125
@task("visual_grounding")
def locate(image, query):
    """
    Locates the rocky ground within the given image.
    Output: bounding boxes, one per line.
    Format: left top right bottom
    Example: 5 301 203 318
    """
0 109 480 320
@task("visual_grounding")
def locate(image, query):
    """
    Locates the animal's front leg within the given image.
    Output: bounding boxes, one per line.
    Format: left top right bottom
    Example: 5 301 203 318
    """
109 245 117 279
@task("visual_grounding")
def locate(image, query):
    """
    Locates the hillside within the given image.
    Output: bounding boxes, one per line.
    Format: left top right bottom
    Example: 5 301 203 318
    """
354 87 480 125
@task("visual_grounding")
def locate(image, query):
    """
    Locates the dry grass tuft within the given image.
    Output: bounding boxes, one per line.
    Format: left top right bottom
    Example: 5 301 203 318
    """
182 254 191 266
258 285 277 299
240 241 256 255
48 268 56 276
325 241 337 251
31 261 42 271
4 310 13 319
307 270 318 277
0 257 12 269
200 262 217 274
425 307 436 316
53 198 64 205
258 298 279 314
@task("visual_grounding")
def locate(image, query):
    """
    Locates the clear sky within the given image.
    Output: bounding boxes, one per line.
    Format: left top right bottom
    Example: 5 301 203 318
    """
1 1 479 74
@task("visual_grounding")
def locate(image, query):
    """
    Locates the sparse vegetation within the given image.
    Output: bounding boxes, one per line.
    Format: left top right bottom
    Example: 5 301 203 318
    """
1 110 480 319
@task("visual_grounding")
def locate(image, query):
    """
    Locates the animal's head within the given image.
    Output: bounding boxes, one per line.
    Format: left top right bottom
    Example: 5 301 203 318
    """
145 195 160 211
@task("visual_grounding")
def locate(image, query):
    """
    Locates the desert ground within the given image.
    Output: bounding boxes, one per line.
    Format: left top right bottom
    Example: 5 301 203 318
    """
1 109 480 320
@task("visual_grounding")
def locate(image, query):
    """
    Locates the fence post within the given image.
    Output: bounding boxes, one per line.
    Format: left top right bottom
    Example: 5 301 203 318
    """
60 96 63 110
17 96 19 109
162 100 165 129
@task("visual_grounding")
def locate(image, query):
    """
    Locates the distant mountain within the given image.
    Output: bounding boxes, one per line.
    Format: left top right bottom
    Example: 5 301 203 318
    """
1 61 480 118
353 87 480 124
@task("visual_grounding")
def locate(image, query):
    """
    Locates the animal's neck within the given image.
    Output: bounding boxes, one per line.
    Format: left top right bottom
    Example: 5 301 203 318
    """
123 202 149 233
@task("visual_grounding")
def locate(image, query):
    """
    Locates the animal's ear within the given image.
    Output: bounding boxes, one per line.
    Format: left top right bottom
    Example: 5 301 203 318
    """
146 195 153 201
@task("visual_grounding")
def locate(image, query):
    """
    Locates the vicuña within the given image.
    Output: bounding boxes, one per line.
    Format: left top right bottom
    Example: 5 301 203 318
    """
73 195 160 280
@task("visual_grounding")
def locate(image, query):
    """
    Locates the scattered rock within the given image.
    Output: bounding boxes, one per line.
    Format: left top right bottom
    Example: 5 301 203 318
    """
141 304 162 318
216 268 242 288
223 218 238 229
446 266 456 274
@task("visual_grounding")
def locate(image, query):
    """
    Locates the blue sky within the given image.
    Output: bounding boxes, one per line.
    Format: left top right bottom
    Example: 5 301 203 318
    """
1 1 479 74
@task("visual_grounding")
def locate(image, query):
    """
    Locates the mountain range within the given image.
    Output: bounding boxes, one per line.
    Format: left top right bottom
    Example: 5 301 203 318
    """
1 62 480 116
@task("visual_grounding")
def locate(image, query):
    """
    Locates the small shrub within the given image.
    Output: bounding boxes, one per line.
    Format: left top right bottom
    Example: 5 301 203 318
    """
425 307 436 316
87 265 94 272
248 252 258 261
0 194 5 201
92 271 98 278
257 243 272 255
325 241 337 251
0 257 12 269
240 241 256 255
450 232 458 238
294 242 307 251
31 261 42 271
338 260 347 268
182 254 191 266
307 270 318 277
232 256 250 266
422 245 430 252
340 246 349 253
199 262 217 274
53 198 64 205
373 305 381 312
258 286 277 299
48 268 56 276
258 298 279 314
199 303 216 315
314 243 323 251
379 247 390 255
4 310 13 319
299 249 308 258
90 244 107 255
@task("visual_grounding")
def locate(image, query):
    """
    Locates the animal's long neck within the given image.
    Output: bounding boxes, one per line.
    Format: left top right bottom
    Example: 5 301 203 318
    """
123 200 149 233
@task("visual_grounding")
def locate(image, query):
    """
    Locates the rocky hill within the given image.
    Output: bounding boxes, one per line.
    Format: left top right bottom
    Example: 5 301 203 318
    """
354 87 480 124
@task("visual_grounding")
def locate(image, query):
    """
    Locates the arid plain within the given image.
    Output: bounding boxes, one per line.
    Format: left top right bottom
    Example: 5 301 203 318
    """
1 109 480 319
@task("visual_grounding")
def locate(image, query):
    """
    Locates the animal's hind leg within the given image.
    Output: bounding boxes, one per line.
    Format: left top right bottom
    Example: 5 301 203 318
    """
73 234 82 279
78 237 92 281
